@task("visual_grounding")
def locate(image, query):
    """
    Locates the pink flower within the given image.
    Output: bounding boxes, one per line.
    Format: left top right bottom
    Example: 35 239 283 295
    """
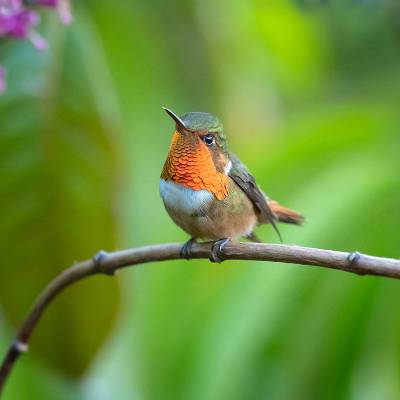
0 9 40 38
0 0 22 13
0 0 72 93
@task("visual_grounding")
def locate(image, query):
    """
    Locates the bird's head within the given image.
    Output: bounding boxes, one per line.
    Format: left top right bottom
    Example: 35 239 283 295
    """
161 107 231 199
162 107 230 169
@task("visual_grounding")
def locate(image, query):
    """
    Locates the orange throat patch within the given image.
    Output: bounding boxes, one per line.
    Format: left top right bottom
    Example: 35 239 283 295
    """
161 131 229 200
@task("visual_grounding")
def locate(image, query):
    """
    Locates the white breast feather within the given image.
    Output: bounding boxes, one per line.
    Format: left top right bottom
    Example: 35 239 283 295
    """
160 179 213 215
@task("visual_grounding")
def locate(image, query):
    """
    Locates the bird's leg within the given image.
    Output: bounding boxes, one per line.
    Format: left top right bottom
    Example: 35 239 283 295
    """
210 238 230 263
180 237 196 259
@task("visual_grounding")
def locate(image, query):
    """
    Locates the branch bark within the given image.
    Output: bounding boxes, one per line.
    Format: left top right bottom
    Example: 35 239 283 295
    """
1 241 400 396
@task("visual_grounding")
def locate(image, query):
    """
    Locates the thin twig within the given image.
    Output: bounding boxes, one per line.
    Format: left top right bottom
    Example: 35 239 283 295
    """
0 241 399 396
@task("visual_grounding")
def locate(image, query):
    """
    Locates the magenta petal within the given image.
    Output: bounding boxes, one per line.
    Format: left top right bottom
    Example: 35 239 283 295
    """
0 0 23 13
19 9 40 26
0 16 8 36
0 10 40 38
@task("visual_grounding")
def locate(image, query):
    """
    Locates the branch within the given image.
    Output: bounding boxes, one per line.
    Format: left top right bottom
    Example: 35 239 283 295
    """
1 241 400 395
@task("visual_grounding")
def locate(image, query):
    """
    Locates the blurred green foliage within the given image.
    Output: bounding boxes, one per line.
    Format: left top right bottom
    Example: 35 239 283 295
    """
1 0 400 399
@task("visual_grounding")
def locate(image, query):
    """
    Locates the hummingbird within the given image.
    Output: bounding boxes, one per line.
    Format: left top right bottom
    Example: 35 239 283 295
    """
159 108 304 262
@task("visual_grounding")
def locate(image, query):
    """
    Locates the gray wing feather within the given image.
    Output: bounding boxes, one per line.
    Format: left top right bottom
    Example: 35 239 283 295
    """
228 153 282 241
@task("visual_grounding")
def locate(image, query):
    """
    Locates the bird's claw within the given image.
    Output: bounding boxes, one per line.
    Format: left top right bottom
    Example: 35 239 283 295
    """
210 238 230 263
181 238 195 259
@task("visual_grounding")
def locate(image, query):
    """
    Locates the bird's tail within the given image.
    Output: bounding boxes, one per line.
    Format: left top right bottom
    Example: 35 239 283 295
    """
268 200 304 225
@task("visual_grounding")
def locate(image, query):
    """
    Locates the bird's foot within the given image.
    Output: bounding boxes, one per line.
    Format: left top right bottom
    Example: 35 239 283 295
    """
210 238 230 263
181 238 196 259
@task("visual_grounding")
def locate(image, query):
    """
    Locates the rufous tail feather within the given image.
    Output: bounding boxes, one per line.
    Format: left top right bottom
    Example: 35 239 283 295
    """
268 200 304 225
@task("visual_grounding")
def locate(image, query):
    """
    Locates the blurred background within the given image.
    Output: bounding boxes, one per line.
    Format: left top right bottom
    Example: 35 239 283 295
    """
1 0 400 398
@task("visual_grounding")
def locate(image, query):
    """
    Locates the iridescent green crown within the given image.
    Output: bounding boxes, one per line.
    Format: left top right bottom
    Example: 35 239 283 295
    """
181 112 223 133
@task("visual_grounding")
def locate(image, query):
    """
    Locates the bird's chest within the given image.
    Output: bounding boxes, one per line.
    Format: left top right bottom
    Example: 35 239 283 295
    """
159 179 214 216
160 178 257 240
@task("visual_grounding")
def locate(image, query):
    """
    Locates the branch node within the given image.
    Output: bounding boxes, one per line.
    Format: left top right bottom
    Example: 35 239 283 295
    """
347 251 362 265
92 250 114 276
12 340 28 354
347 251 367 275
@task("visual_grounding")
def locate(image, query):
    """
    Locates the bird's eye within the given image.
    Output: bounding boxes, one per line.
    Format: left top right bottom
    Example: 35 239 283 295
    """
203 134 215 145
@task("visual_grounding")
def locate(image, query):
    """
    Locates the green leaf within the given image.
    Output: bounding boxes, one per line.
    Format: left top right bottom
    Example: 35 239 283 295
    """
0 14 121 377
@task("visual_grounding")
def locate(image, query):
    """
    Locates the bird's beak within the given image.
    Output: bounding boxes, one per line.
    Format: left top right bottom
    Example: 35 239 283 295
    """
162 107 186 131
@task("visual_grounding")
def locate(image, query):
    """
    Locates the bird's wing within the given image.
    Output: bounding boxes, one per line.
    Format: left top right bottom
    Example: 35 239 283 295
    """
228 153 282 241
